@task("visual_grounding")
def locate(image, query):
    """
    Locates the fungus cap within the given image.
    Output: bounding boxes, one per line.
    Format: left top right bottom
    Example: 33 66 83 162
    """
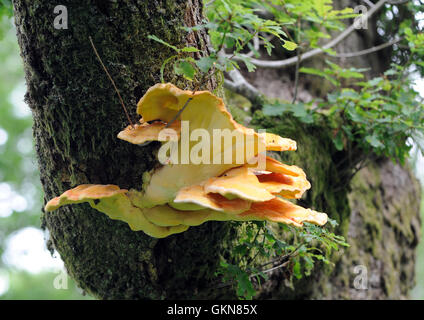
117 120 181 145
45 184 128 212
260 132 297 152
204 166 275 202
241 197 328 227
173 183 251 213
45 185 189 238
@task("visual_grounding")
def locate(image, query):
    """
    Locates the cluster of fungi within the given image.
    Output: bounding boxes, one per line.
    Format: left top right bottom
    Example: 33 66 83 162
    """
45 83 327 238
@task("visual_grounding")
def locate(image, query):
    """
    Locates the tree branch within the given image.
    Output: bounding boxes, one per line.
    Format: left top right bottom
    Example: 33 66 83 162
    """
334 37 403 58
362 0 376 8
292 18 302 103
224 68 262 102
386 0 409 4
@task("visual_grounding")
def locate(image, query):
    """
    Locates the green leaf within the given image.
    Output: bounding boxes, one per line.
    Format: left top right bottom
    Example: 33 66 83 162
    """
147 35 179 52
237 271 255 300
260 36 275 56
300 67 339 86
333 130 344 151
384 69 397 76
365 134 384 148
282 40 298 51
174 60 196 80
181 46 200 53
209 30 222 50
291 103 313 123
263 102 314 123
293 259 302 279
338 69 364 79
346 109 365 123
263 102 291 116
196 56 216 73
367 77 383 87
235 54 256 72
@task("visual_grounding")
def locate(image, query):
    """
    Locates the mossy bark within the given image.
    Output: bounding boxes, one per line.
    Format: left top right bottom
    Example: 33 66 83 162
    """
13 0 421 299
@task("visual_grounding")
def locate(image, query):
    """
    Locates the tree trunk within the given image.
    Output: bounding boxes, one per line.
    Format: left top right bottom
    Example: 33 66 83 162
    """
13 0 421 299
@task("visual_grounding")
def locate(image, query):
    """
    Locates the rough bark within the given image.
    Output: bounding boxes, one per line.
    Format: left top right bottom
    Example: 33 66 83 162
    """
13 0 421 300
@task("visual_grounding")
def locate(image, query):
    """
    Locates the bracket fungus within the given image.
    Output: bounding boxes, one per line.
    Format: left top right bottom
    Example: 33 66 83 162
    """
45 83 327 238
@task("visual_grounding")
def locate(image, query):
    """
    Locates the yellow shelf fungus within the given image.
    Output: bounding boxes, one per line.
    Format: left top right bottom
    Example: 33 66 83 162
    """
45 83 327 238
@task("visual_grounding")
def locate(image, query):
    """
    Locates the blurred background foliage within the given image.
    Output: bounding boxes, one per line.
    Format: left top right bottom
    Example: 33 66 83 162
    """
0 0 422 299
0 4 91 299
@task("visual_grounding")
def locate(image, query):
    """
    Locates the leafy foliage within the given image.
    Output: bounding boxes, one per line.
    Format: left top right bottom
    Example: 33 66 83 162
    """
0 15 42 263
0 0 12 18
257 2 424 166
325 65 423 163
264 58 424 165
150 0 290 81
217 219 348 299
0 0 12 39
0 15 88 299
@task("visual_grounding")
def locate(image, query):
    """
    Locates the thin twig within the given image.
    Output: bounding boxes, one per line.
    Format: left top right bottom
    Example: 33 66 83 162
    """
165 97 193 129
245 228 263 266
255 244 303 270
89 36 134 128
334 37 403 58
292 55 301 103
216 244 302 289
333 154 378 192
347 154 378 180
249 248 302 279
292 18 302 104
250 260 291 278
387 0 409 4
163 71 210 130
